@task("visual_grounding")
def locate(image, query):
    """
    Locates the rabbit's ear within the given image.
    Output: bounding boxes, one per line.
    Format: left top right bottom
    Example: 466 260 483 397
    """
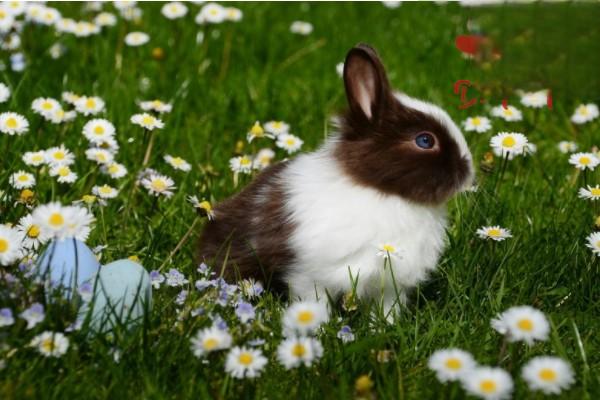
343 44 392 123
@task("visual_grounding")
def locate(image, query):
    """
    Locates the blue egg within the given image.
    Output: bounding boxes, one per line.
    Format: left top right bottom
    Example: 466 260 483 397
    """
37 239 101 296
86 259 152 333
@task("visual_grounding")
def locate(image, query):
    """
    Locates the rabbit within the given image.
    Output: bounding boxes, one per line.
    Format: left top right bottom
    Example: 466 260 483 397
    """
198 43 474 318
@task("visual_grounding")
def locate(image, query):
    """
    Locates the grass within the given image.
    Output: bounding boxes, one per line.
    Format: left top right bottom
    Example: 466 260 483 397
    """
1 1 599 399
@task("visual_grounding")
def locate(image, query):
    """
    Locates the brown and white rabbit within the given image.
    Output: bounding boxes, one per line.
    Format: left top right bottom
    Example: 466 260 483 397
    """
198 44 474 317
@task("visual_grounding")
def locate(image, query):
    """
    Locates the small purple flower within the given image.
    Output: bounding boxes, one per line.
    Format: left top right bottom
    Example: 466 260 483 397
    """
0 308 15 327
235 301 256 323
20 303 45 329
175 290 188 305
197 263 210 275
213 314 228 330
78 282 93 302
241 278 264 299
247 338 266 347
166 268 188 287
337 325 355 343
216 288 230 306
195 278 213 291
150 270 165 289
191 307 205 317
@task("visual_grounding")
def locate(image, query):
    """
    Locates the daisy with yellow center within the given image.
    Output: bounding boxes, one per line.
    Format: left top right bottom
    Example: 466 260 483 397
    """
92 184 119 199
86 148 114 165
190 326 232 358
290 21 313 35
188 196 215 220
264 120 290 136
571 103 599 124
225 7 242 22
476 225 512 242
0 112 29 135
22 151 46 167
0 225 23 266
139 99 172 113
50 165 77 184
277 336 324 369
141 173 176 198
16 214 48 250
462 367 513 400
131 113 165 130
75 96 105 116
197 3 226 24
164 154 192 172
490 132 528 158
490 104 522 121
578 185 600 200
224 346 268 379
161 2 187 19
569 152 599 171
9 171 35 189
247 121 273 142
124 31 150 46
557 140 578 154
585 231 600 256
29 331 69 358
276 133 304 154
283 301 328 336
83 119 116 144
491 305 550 345
520 90 548 108
103 163 128 179
376 242 401 259
45 145 75 167
428 348 476 383
522 356 575 395
463 116 491 133
229 155 254 174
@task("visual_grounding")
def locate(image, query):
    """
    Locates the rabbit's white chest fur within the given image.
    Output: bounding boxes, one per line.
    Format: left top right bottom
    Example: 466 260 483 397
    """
282 143 448 307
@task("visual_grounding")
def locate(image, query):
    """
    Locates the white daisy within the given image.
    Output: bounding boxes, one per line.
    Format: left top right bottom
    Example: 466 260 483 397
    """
62 205 95 242
229 155 253 174
382 1 402 8
29 331 69 358
282 301 329 336
522 356 575 395
82 119 116 144
290 21 313 35
196 3 226 24
276 133 304 154
16 214 48 250
476 226 512 241
0 225 23 266
85 148 114 165
568 152 599 171
161 2 187 19
32 202 68 239
491 305 550 345
188 196 215 220
9 171 35 189
45 145 75 166
557 141 578 154
0 6 15 32
578 185 600 201
225 346 268 379
4 1 26 16
520 90 548 108
264 121 290 136
490 132 528 158
62 91 80 105
376 243 401 259
0 112 29 135
225 7 242 21
102 162 128 179
164 155 192 171
94 12 117 27
490 105 522 122
31 97 61 117
124 31 149 46
253 148 275 170
92 184 119 199
49 165 78 184
247 121 273 142
277 336 323 370
585 231 600 256
428 348 477 383
131 113 164 130
0 82 10 103
139 99 172 113
47 108 76 124
463 116 492 133
75 96 105 116
461 366 513 400
23 150 47 167
571 103 599 125
190 326 232 357
141 173 176 198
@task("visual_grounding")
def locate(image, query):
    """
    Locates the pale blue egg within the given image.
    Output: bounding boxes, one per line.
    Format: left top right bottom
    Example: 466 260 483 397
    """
37 239 101 295
86 259 152 333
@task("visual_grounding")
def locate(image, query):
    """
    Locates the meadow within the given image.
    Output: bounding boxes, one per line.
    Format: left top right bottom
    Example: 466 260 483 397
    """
0 1 599 399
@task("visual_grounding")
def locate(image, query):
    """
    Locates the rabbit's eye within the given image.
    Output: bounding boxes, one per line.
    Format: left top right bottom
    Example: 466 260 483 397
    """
415 133 435 149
